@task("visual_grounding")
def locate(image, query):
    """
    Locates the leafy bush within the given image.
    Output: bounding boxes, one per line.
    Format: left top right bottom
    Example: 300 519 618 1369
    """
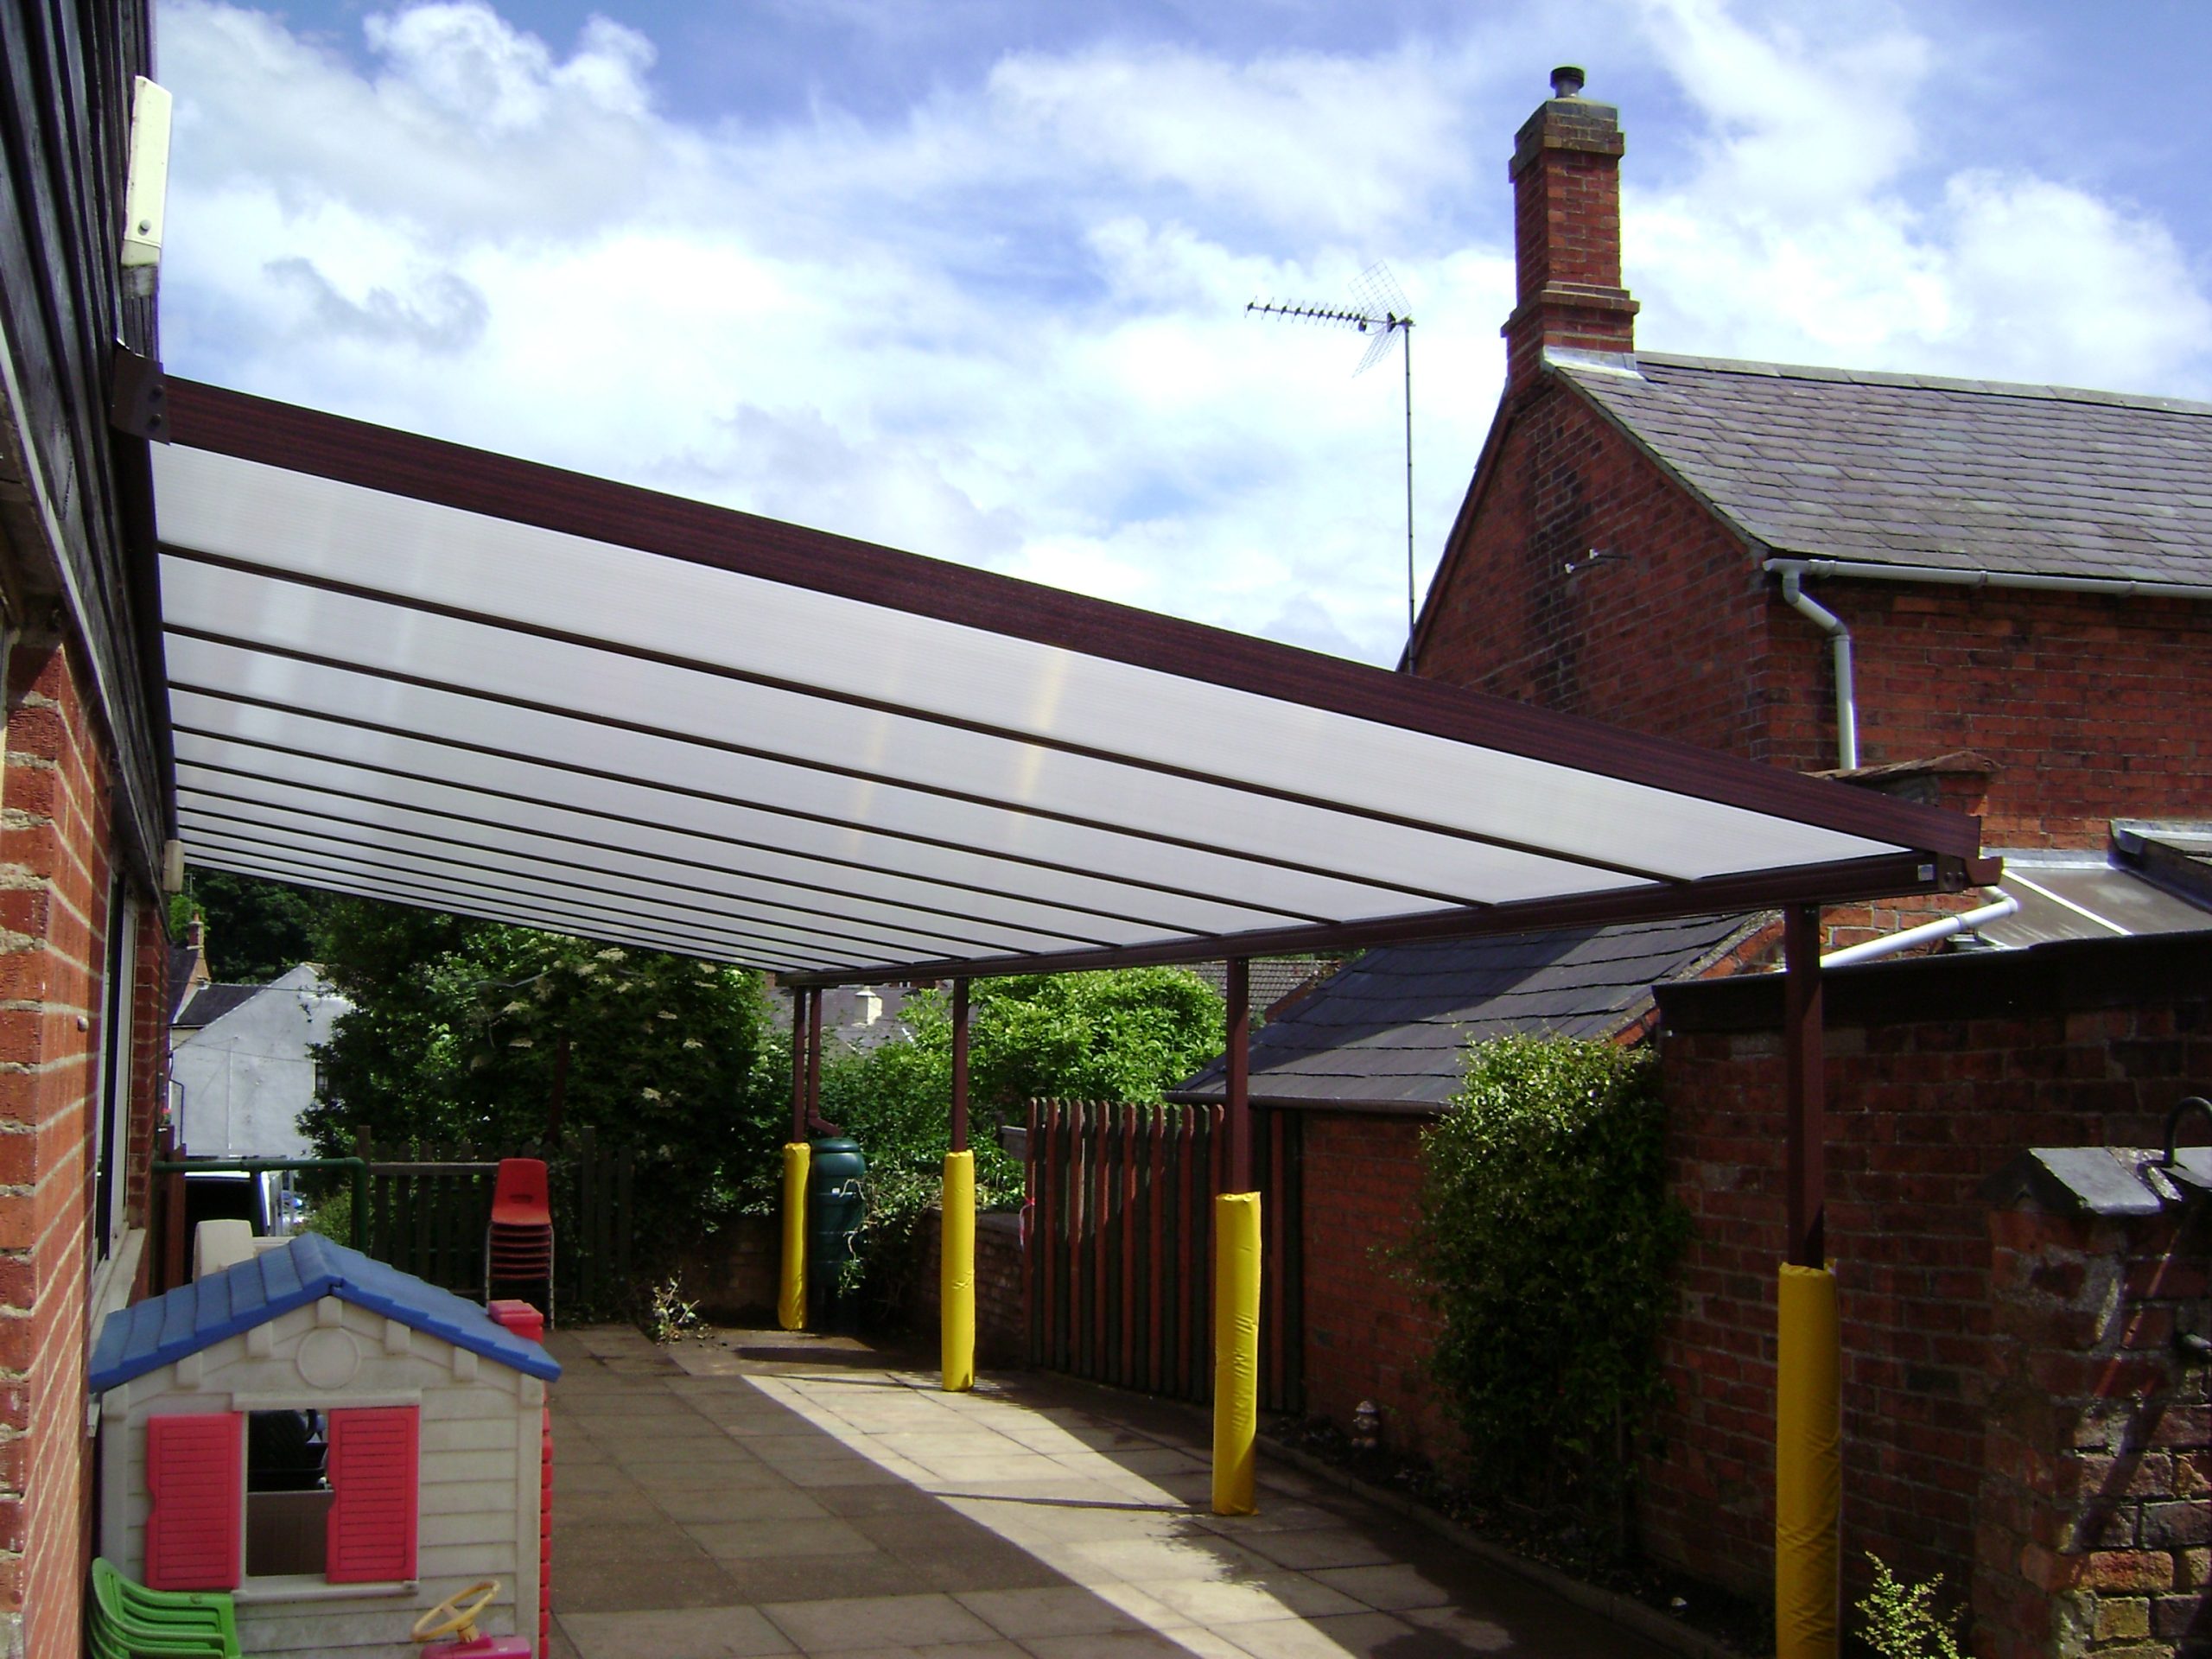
300 1187 353 1247
1410 1034 1687 1536
815 969 1224 1323
645 1276 708 1345
1855 1554 1962 1659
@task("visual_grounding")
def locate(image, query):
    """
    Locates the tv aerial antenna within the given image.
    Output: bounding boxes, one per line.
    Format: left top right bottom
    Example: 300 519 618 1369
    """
1247 263 1418 646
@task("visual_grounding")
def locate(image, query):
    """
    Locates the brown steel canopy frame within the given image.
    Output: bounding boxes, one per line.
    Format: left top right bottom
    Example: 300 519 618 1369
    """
132 355 1961 1585
126 363 1989 992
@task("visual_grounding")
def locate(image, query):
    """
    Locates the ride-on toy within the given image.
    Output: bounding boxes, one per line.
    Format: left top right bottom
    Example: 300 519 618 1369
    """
413 1580 531 1657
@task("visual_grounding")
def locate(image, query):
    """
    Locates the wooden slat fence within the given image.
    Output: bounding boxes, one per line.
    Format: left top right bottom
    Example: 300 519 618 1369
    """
352 1127 632 1314
1023 1101 1301 1413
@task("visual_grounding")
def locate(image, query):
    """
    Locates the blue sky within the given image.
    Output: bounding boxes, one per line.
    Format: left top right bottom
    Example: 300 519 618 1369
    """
152 1 2212 664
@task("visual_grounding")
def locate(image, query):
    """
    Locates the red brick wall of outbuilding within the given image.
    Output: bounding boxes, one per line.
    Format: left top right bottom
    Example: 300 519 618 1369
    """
1282 936 2212 1640
1298 1114 1459 1465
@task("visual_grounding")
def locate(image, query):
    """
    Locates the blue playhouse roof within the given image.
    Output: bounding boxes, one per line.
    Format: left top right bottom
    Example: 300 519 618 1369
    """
90 1234 563 1392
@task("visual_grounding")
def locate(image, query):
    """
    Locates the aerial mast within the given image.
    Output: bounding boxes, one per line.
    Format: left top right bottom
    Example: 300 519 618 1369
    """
1247 264 1418 648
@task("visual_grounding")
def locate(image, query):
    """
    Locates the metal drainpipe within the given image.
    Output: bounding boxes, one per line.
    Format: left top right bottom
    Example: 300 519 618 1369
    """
1777 569 1858 771
1818 888 2020 969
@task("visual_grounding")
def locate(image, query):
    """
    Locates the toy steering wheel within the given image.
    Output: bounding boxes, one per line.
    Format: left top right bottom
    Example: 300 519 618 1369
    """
412 1580 499 1643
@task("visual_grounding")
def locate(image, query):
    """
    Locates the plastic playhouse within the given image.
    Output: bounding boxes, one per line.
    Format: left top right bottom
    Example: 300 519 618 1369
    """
90 1233 559 1656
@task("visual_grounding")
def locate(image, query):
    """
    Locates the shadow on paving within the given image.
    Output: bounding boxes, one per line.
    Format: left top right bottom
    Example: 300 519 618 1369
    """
546 1325 1666 1659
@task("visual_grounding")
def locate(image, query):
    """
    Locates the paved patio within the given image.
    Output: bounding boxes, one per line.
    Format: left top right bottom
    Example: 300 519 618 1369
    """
545 1325 1666 1659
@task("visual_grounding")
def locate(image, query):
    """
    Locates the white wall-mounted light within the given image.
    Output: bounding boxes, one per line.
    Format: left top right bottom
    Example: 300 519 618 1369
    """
121 76 172 298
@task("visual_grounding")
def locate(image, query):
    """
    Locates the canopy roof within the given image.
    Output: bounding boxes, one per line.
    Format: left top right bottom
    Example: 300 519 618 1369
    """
143 371 1987 985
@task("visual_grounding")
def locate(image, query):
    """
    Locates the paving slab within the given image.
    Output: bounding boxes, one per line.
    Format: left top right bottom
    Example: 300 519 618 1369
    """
548 1326 1672 1659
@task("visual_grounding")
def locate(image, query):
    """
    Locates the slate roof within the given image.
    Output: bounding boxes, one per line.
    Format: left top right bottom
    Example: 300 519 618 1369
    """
1185 958 1339 1014
172 982 262 1030
166 945 203 1020
89 1233 563 1392
1556 352 2212 587
1171 912 1764 1111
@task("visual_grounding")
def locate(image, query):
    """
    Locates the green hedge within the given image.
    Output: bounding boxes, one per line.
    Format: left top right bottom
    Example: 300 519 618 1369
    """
1411 1034 1688 1535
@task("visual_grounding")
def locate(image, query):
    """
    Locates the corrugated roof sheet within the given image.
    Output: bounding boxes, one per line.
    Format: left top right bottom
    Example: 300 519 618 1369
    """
144 373 1980 984
1558 353 2212 586
89 1234 562 1392
1173 912 1763 1109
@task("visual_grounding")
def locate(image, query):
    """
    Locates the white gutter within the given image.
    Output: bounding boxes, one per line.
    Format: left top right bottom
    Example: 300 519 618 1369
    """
1776 569 1858 769
1819 889 2019 969
1764 556 2212 604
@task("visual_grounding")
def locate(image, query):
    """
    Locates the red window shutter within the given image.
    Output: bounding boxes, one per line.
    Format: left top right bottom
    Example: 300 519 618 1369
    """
145 1414 243 1591
325 1406 419 1583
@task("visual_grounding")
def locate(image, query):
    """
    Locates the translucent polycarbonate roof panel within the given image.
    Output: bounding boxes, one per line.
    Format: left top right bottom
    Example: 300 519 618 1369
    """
142 374 1988 982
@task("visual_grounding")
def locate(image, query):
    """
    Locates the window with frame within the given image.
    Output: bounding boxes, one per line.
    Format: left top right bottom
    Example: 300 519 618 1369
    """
143 1404 420 1591
90 876 135 1262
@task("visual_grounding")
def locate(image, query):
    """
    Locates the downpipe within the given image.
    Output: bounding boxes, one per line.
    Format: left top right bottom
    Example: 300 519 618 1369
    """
1777 569 1858 771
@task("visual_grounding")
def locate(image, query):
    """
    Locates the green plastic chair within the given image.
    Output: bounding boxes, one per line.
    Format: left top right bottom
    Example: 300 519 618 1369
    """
88 1560 239 1658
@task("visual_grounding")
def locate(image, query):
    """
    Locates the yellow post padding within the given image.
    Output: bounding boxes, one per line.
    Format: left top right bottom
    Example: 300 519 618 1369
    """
941 1151 976 1392
1211 1191 1262 1516
778 1142 810 1332
1776 1263 1841 1659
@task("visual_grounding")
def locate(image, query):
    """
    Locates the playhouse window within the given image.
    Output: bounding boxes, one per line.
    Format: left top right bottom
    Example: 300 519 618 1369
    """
245 1410 330 1577
144 1405 420 1592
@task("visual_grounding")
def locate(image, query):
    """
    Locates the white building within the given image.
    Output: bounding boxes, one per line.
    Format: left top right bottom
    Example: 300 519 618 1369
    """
170 964 350 1160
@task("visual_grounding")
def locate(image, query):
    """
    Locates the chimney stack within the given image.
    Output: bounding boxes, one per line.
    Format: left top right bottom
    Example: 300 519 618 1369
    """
1503 67 1637 397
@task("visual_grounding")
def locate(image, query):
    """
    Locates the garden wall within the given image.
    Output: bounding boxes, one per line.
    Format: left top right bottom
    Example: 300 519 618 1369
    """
1646 933 2212 1602
1974 1179 2212 1658
912 1209 1026 1368
1274 931 2212 1644
1298 1112 1457 1460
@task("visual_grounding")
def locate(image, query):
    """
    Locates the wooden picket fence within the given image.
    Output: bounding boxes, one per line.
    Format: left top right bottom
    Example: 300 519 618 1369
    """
1023 1100 1302 1413
351 1126 633 1314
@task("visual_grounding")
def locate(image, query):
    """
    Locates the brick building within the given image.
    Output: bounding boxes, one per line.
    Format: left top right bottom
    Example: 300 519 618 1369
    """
1411 68 2212 855
0 3 180 1653
1164 67 2212 1651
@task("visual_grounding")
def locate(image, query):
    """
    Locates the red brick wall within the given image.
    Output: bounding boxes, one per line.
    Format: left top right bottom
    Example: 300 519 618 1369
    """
1298 1114 1457 1461
1974 1202 2212 1657
1762 582 2212 850
1645 936 2212 1604
0 638 166 1656
913 1209 1026 1369
1415 382 1777 763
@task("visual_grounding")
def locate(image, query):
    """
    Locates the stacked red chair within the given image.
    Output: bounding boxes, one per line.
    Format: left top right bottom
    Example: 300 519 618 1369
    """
488 1299 552 1658
485 1159 555 1321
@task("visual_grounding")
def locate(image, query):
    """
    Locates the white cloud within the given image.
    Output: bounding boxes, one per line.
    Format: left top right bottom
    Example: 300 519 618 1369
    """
1623 0 2212 391
155 0 2212 674
984 41 1470 237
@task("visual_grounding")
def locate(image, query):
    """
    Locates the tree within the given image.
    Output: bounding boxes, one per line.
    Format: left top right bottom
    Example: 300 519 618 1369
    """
170 869 340 983
303 900 785 1249
819 967 1225 1179
812 968 1224 1320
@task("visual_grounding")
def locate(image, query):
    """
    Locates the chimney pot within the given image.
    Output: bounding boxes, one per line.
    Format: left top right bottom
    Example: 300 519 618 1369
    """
1550 65 1586 99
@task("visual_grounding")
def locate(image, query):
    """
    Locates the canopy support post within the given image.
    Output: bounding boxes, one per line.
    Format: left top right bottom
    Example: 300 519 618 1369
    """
779 987 810 1332
950 979 970 1156
807 988 823 1128
943 978 976 1391
1212 957 1259 1515
1776 907 1839 1659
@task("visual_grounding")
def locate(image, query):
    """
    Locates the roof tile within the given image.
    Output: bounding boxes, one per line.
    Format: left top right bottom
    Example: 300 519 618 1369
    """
1560 354 2212 587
